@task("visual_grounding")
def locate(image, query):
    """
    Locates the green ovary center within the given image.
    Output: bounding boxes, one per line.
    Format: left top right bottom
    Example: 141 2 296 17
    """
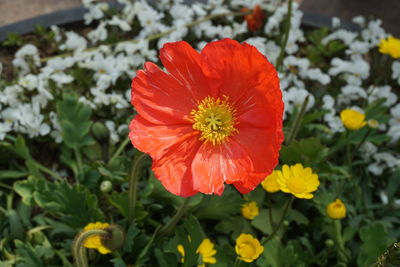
191 96 237 145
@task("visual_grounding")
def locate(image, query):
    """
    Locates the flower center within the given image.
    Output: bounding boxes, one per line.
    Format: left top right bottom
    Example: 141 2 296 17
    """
239 243 256 258
191 96 237 145
286 176 307 194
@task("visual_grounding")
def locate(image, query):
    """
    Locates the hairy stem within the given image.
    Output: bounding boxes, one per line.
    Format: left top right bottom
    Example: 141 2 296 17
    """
72 229 108 267
128 152 148 222
159 197 191 237
264 196 293 243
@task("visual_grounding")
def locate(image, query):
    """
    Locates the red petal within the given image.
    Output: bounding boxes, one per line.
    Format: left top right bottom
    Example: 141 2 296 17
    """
160 41 220 101
191 140 253 195
201 39 282 116
131 62 197 125
152 134 201 197
129 115 196 159
230 125 282 193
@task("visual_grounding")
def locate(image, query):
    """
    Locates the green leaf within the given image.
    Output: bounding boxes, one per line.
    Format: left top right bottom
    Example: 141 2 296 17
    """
14 176 37 205
0 170 28 180
357 222 395 266
280 137 328 166
14 240 44 267
57 95 94 149
193 187 242 220
33 182 104 228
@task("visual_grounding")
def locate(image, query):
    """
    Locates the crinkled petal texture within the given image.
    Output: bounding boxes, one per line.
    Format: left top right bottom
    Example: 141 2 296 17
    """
129 38 283 197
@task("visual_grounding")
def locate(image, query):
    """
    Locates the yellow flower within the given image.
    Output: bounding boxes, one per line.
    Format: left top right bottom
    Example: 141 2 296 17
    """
241 201 259 220
326 198 346 219
235 234 264 263
277 163 320 199
378 36 400 58
197 238 217 266
83 222 111 254
261 170 281 193
177 238 217 266
340 109 367 130
177 244 185 263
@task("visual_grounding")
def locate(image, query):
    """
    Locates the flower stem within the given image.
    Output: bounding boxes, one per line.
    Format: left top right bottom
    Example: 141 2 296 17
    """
34 161 63 181
352 127 371 160
264 196 293 243
159 197 191 237
73 148 83 184
266 193 274 228
345 131 353 178
334 219 350 263
128 152 148 223
108 137 131 166
286 95 309 145
41 11 244 62
72 229 108 267
275 0 293 71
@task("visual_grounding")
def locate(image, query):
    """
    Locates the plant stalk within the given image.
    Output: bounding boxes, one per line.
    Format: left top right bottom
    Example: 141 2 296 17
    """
275 0 293 71
127 152 148 222
72 229 108 267
264 196 294 243
159 197 191 237
286 95 309 145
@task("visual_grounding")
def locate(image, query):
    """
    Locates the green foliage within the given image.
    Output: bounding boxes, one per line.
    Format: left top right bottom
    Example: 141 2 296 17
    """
2 33 25 47
280 137 329 167
358 223 395 266
14 177 103 228
56 95 95 150
304 27 347 65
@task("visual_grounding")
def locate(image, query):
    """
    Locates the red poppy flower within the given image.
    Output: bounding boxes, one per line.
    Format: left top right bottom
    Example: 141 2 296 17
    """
242 5 264 32
129 39 283 197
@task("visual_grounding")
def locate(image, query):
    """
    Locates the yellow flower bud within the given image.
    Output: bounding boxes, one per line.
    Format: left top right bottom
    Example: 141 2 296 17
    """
241 201 259 220
235 234 264 263
340 109 367 131
326 198 346 219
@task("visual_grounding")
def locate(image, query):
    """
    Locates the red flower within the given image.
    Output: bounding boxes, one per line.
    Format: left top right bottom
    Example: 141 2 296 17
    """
129 39 283 197
242 5 264 32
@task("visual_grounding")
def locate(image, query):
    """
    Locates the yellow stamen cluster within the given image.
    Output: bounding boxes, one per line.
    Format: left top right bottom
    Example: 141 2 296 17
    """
191 96 237 145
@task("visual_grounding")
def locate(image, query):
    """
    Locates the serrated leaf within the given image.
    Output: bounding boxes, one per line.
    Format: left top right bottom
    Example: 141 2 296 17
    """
14 240 44 267
280 137 328 166
33 182 103 228
357 222 395 266
57 95 94 149
193 187 242 220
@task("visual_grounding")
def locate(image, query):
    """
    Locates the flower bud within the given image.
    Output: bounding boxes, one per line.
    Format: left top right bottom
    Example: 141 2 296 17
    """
101 224 125 251
325 239 335 247
368 119 379 129
91 122 110 142
100 180 112 193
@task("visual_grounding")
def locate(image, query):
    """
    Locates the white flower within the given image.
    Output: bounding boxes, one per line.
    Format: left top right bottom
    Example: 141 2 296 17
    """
323 29 357 46
87 22 108 43
361 19 387 47
12 44 41 76
60 31 87 51
305 68 331 85
332 17 341 28
18 74 38 91
329 57 370 79
49 111 62 143
392 61 400 85
50 73 74 87
352 16 365 26
105 121 120 144
108 16 132 31
0 121 12 140
368 85 397 107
